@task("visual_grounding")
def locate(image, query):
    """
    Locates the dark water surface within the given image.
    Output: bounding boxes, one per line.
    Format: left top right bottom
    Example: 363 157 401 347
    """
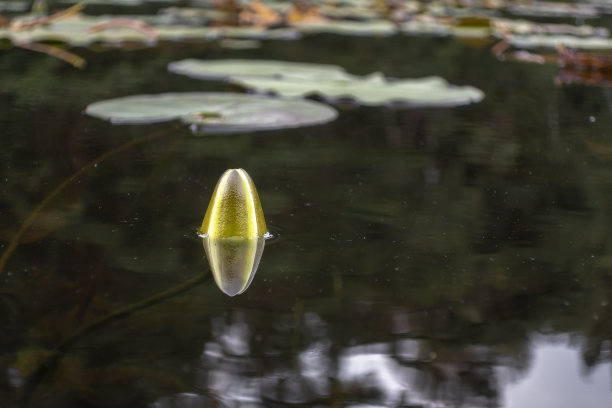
1 24 612 408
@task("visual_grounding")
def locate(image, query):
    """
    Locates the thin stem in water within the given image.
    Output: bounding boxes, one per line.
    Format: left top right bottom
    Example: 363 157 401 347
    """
19 269 209 408
0 128 170 278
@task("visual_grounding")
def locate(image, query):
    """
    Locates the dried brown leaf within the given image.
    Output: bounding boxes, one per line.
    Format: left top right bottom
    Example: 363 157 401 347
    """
239 0 282 28
287 1 326 24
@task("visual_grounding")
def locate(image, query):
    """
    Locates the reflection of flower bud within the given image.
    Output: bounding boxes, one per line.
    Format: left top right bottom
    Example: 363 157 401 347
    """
202 235 265 296
200 169 268 296
199 168 267 239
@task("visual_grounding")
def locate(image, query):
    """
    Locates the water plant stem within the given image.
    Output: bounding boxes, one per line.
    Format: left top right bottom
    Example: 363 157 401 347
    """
0 128 170 278
15 42 87 69
19 269 209 408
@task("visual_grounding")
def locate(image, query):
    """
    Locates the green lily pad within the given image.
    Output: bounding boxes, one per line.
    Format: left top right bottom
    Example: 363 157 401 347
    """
58 0 146 5
0 1 29 12
494 18 609 37
230 72 485 107
85 92 338 133
508 34 612 50
218 38 262 49
507 1 599 18
214 26 300 40
0 15 213 46
400 15 496 38
401 18 452 37
293 19 396 37
590 0 612 14
167 59 484 107
168 58 350 81
0 14 298 47
158 6 233 26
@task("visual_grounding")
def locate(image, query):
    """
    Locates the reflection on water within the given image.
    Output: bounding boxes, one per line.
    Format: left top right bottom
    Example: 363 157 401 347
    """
2 23 612 408
150 316 612 408
504 340 612 408
201 235 266 296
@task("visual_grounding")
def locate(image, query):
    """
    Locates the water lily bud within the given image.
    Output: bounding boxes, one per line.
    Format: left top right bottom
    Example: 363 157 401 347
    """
199 168 267 238
200 169 268 296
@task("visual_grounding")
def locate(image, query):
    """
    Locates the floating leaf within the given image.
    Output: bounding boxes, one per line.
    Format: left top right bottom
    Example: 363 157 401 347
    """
493 18 609 38
0 1 29 12
507 1 599 18
230 72 485 107
400 15 494 38
168 58 350 80
199 168 268 296
508 34 612 50
401 14 611 40
218 38 261 48
1 15 162 46
167 59 484 107
401 18 452 37
57 0 147 5
213 25 300 40
292 19 396 36
0 14 297 47
158 6 230 26
84 92 338 132
317 3 383 20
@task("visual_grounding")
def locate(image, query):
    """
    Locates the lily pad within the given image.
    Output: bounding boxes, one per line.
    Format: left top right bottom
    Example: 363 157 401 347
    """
293 19 396 37
508 34 612 50
0 1 29 12
401 18 452 37
230 73 485 107
218 38 262 49
0 14 299 47
167 59 484 107
85 92 338 133
0 15 212 46
58 0 146 5
168 58 350 80
214 26 300 40
158 6 229 26
493 18 609 37
507 1 599 18
317 4 383 20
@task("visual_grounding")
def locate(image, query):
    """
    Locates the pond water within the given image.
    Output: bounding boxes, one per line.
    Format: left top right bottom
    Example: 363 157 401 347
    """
2 9 612 408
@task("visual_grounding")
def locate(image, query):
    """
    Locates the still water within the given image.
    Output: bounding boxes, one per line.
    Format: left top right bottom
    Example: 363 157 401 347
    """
1 20 612 408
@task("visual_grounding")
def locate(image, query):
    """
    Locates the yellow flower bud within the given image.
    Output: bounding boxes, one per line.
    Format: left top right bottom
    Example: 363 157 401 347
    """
199 169 268 296
199 169 267 239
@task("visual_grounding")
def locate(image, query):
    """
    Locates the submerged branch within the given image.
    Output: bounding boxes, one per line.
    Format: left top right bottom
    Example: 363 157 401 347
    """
19 269 210 408
0 128 171 278
14 42 86 69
